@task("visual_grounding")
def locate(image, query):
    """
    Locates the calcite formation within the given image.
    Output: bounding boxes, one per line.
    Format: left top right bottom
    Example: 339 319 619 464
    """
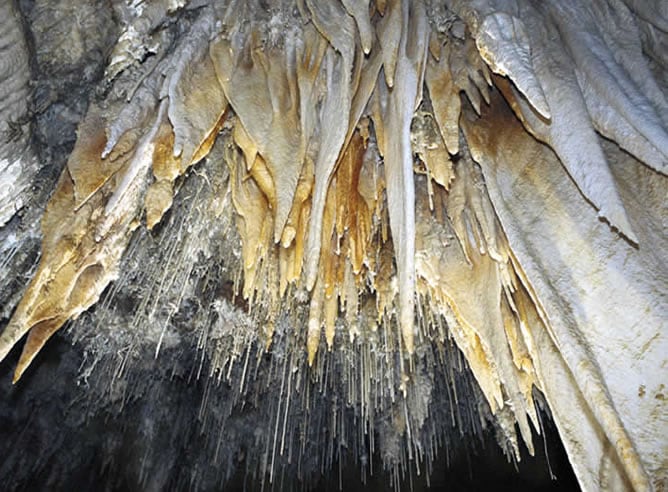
0 1 666 490
0 2 36 227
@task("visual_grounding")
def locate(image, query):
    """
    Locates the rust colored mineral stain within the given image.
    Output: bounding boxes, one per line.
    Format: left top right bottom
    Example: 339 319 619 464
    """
305 130 393 363
145 122 181 230
13 318 65 383
337 131 374 275
1 49 231 380
223 113 411 366
151 122 182 182
0 118 139 381
210 33 306 244
68 109 129 208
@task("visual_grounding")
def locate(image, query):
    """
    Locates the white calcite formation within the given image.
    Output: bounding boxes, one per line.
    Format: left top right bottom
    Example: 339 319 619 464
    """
0 2 37 227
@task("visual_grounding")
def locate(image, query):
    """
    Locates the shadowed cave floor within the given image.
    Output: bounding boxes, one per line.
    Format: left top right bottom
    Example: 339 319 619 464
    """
0 332 580 492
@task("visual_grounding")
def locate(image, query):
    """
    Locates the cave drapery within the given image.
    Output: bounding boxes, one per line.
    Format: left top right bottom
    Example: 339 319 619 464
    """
0 0 666 490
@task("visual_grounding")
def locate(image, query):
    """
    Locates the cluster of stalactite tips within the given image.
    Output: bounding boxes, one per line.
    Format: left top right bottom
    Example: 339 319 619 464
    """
0 0 666 490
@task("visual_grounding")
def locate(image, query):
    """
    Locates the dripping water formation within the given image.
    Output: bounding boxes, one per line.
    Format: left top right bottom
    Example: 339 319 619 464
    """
0 0 666 491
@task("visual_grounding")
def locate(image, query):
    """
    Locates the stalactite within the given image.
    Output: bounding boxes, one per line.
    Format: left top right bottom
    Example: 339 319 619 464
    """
0 1 665 490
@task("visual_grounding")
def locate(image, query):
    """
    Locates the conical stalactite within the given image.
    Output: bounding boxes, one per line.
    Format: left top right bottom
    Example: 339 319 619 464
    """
0 1 666 490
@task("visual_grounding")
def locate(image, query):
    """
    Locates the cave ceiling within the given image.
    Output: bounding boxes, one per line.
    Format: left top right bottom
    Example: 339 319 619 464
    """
0 0 666 490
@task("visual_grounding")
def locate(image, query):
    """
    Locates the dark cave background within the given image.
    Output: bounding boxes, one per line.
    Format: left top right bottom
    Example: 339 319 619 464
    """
0 331 580 492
